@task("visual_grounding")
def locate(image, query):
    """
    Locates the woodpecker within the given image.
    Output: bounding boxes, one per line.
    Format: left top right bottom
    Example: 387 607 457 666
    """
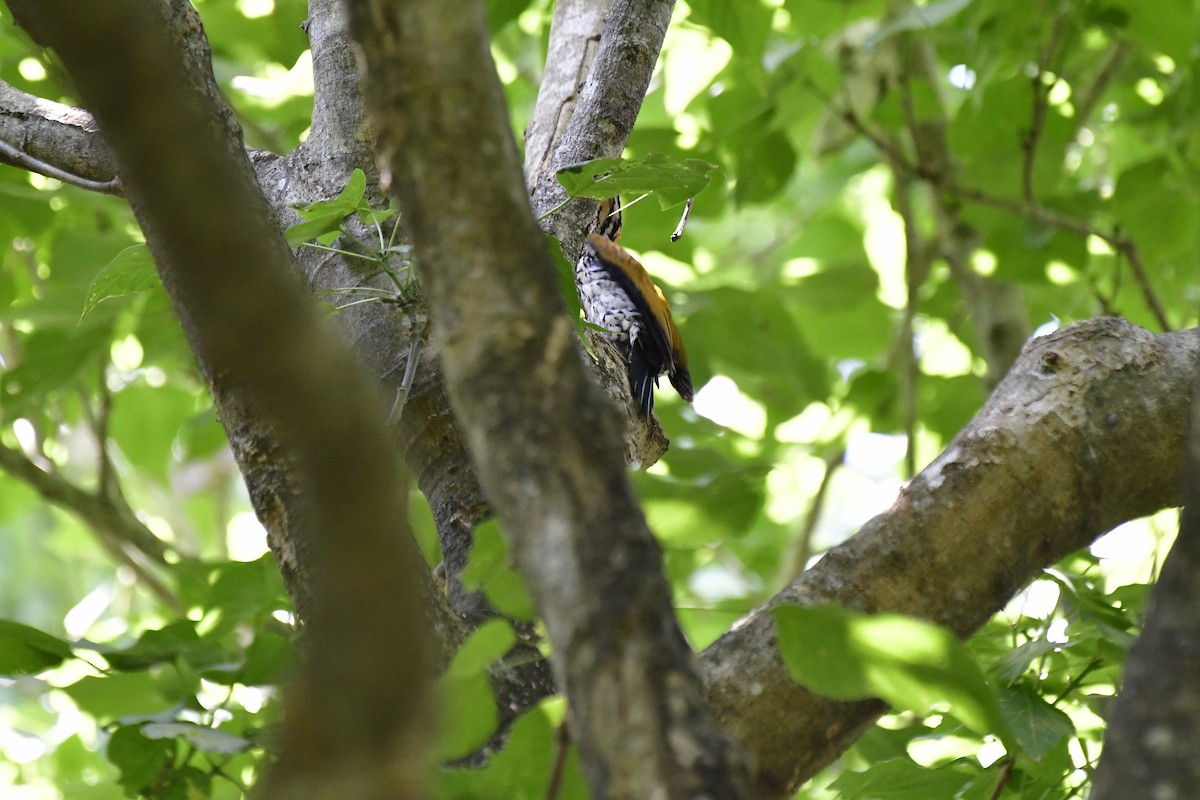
574 197 693 417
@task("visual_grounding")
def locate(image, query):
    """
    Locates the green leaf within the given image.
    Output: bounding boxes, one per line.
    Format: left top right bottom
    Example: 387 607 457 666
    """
485 0 533 32
107 724 174 795
238 632 295 686
734 129 796 204
285 168 369 246
0 326 112 411
141 721 251 755
642 466 769 546
0 619 72 676
63 672 175 721
81 245 159 319
688 0 773 61
773 605 1019 754
1113 157 1199 264
555 154 720 207
436 670 499 761
108 385 198 481
992 637 1058 683
830 756 976 800
444 619 517 681
997 685 1075 760
461 520 536 621
98 623 216 671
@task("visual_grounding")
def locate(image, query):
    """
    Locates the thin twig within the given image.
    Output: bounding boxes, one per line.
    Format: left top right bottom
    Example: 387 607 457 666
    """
388 324 427 427
670 197 694 242
0 441 175 567
780 448 844 584
987 757 1015 800
804 78 1173 332
1052 657 1102 707
544 722 571 800
1023 12 1067 205
95 361 116 497
0 136 122 194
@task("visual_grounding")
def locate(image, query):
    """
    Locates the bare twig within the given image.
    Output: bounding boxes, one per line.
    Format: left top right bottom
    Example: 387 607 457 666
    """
779 448 844 584
670 197 695 242
987 758 1015 800
805 78 1173 332
0 135 121 194
1023 12 1068 205
543 722 571 800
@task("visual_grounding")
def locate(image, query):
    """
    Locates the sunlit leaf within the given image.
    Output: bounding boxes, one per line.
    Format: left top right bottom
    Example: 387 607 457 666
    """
556 154 720 207
81 244 159 319
0 619 72 676
997 685 1075 760
773 605 1020 755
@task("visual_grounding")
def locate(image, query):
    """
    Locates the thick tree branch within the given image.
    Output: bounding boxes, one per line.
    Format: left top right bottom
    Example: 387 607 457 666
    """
343 1 750 797
523 0 613 193
702 317 1194 798
0 81 118 188
6 3 438 799
1090 361 1200 797
529 0 676 257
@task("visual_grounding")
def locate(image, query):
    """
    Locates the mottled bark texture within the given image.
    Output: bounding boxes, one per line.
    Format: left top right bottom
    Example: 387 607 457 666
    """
342 1 751 798
4 2 436 799
1090 371 1200 799
702 317 1195 797
5 2 1200 798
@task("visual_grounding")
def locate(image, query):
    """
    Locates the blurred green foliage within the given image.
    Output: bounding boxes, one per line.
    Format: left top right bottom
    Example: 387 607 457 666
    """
0 0 1191 797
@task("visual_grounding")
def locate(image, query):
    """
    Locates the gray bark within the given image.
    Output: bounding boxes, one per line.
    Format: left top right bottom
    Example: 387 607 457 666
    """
703 318 1194 796
342 0 752 797
4 1 438 798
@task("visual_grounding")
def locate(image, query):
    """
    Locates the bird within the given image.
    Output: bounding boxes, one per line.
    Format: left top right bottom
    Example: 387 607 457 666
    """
574 197 693 417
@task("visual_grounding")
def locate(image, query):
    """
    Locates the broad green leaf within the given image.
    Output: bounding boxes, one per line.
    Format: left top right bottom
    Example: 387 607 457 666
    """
108 385 198 482
437 670 499 762
444 618 517 681
992 637 1058 683
64 672 174 721
830 756 976 800
642 466 768 546
461 520 536 621
204 554 291 634
98 620 223 672
1110 0 1196 62
141 721 251 755
997 685 1075 760
0 326 112 412
0 619 72 676
773 605 1019 754
688 0 773 61
485 0 533 32
81 245 159 319
285 168 369 246
556 154 720 207
734 129 796 204
1113 157 1199 264
238 632 295 686
431 700 589 799
107 724 174 795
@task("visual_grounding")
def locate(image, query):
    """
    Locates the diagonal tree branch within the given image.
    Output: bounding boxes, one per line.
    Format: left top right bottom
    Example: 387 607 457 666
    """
343 0 751 797
701 317 1195 798
5 3 440 799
